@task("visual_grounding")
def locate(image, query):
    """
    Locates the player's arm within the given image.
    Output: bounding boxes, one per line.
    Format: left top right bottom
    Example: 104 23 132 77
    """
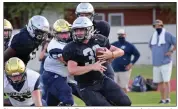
32 77 42 106
109 45 124 59
4 47 16 63
49 48 67 64
67 60 106 75
97 38 124 60
39 42 48 61
4 34 21 63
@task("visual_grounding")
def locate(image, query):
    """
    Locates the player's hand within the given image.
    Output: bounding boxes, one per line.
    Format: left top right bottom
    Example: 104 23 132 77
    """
97 48 112 60
92 60 107 73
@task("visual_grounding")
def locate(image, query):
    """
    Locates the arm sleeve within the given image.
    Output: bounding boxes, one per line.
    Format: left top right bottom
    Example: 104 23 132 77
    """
34 77 40 90
49 48 63 59
131 44 140 64
62 44 76 62
10 34 21 51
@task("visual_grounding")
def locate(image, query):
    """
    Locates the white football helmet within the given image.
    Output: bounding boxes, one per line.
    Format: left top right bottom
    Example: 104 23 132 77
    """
72 16 94 42
26 15 49 41
75 2 95 21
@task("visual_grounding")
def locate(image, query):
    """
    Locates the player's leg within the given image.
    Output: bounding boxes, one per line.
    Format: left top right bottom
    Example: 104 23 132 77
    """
49 77 74 106
161 61 173 103
101 76 131 106
42 71 74 106
41 71 59 106
41 71 47 100
68 83 82 99
78 82 112 106
46 91 60 106
117 70 132 93
103 63 115 80
153 66 165 103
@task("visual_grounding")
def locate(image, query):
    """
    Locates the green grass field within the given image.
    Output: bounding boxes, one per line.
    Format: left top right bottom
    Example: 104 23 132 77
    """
73 65 177 106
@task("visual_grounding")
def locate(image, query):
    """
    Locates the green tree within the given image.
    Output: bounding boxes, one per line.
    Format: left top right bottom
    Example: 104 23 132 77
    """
159 3 176 14
159 3 176 23
4 2 76 28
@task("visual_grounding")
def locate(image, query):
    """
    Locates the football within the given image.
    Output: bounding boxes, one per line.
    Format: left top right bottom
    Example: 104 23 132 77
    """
96 47 106 61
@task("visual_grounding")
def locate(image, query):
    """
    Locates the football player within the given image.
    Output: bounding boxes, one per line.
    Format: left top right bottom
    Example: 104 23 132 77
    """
4 19 13 50
42 19 74 106
4 15 50 65
62 16 132 106
4 57 45 106
75 2 114 80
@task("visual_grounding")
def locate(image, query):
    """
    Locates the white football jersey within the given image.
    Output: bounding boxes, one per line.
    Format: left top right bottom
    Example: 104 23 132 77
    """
4 68 40 106
44 38 69 77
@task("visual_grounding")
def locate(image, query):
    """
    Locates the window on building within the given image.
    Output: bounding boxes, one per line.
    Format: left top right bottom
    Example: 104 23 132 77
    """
94 13 105 21
108 13 124 26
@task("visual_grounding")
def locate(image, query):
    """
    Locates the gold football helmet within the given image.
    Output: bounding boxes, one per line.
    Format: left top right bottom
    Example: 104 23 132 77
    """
52 19 71 42
5 57 26 83
4 19 13 41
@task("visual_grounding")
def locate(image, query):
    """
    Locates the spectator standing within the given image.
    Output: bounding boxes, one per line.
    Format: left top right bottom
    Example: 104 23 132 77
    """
149 19 176 104
112 29 140 93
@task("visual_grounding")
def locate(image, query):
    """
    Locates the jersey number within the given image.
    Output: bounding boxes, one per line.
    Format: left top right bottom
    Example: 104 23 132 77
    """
83 45 100 65
10 94 31 102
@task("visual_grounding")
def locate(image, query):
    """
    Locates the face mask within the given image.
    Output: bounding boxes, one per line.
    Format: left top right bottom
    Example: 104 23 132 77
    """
156 28 162 35
118 36 126 43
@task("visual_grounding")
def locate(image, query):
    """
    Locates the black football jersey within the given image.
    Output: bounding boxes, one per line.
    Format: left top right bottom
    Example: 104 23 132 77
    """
62 34 111 83
9 28 40 65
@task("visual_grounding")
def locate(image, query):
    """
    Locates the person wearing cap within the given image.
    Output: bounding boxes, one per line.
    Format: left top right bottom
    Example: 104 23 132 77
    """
111 29 140 93
149 19 176 104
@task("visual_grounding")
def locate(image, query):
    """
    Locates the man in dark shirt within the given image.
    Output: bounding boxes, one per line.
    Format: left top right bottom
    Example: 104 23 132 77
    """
4 15 50 65
63 16 131 106
112 29 140 93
